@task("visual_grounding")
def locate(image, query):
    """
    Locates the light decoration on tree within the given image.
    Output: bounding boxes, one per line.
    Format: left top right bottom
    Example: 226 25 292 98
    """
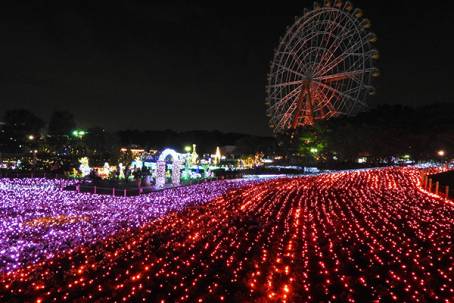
213 146 222 166
191 144 199 165
96 162 111 179
118 163 125 180
78 157 91 177
72 129 86 139
131 157 143 170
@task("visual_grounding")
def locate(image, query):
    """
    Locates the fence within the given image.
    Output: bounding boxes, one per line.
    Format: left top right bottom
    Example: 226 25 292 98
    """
0 169 238 197
73 183 154 197
420 171 451 200
0 170 68 180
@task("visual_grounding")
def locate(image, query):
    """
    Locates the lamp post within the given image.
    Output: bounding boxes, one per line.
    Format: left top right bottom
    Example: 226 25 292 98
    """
437 150 448 169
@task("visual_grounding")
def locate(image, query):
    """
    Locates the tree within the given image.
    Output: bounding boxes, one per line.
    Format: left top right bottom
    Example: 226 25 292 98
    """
3 109 44 135
48 111 76 136
2 109 44 152
85 127 118 166
298 125 327 162
311 103 454 163
47 111 77 158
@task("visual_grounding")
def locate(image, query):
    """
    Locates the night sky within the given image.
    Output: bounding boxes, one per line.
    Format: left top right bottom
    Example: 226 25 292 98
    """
0 1 453 136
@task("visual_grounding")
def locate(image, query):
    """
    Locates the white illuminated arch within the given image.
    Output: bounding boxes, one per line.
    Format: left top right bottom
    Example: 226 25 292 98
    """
158 148 181 162
156 148 183 187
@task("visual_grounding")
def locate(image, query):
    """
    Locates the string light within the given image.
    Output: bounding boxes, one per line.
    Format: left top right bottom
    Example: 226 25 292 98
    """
0 177 254 273
0 167 452 302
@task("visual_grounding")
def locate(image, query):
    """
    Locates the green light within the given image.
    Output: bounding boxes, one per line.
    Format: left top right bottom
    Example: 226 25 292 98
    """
72 129 86 138
310 148 318 154
184 146 191 153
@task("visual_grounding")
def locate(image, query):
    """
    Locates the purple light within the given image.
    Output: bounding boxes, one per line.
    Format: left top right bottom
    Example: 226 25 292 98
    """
0 178 256 272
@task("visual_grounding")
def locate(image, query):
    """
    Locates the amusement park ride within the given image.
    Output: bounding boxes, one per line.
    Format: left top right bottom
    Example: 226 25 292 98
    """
78 1 381 184
266 0 379 135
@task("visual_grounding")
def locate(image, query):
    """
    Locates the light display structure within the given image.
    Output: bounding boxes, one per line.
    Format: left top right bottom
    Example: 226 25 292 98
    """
156 149 183 188
155 160 166 187
78 157 91 177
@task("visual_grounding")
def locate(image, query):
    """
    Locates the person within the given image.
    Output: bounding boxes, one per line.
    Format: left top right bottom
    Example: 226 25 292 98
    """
89 168 100 184
142 166 151 186
132 167 141 188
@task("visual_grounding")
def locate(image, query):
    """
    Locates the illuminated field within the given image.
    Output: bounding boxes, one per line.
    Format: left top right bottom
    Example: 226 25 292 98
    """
1 168 453 302
0 178 252 273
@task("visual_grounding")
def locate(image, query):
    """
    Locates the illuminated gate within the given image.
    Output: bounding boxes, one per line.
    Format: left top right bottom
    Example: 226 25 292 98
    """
156 149 183 188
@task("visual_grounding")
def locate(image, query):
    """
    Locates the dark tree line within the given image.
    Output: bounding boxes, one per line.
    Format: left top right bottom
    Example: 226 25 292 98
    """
299 103 454 163
116 129 276 154
0 109 276 172
1 103 452 171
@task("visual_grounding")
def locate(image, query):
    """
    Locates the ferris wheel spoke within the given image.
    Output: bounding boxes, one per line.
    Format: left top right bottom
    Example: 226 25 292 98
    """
273 89 305 127
277 51 310 75
326 98 341 115
311 90 338 120
317 29 362 75
313 80 364 106
266 80 303 89
333 56 371 85
314 86 345 116
277 101 299 129
268 85 303 111
314 88 336 114
270 95 295 124
313 31 356 75
316 68 373 82
315 51 360 79
317 12 348 63
273 62 307 78
314 34 362 77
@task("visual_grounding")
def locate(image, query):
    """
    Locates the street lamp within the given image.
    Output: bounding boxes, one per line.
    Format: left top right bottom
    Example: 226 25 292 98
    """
437 150 445 157
184 146 192 153
27 135 35 141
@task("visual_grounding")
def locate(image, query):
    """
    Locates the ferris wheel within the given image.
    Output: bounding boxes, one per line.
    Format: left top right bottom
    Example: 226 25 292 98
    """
266 0 379 133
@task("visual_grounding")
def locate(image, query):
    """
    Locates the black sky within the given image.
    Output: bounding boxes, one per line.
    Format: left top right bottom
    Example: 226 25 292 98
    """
0 1 453 136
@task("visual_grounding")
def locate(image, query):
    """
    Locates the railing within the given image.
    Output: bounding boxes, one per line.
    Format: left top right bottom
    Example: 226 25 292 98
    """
420 170 452 200
73 183 158 197
0 170 68 180
0 169 238 197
